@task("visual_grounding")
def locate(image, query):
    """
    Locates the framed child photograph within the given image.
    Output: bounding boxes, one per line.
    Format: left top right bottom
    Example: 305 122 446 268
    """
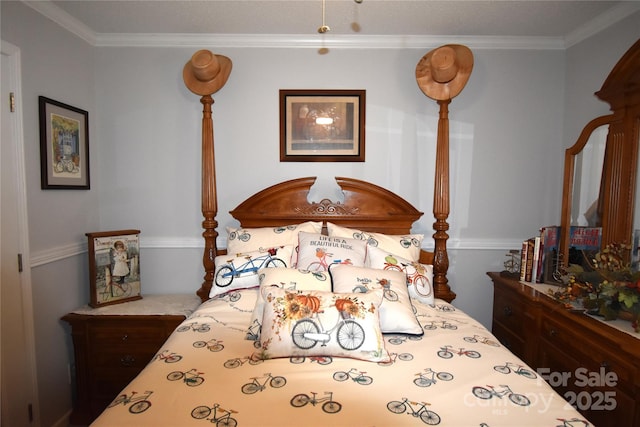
86 229 142 307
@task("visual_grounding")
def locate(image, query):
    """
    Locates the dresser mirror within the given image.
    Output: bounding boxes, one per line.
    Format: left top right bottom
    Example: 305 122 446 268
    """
570 126 607 227
558 39 640 272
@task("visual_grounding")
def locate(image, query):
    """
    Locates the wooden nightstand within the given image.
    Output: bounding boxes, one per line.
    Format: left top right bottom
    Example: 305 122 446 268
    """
488 272 640 427
62 294 201 426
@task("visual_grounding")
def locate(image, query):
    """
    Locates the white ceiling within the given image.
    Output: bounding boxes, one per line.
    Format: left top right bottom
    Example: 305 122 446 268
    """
24 0 640 48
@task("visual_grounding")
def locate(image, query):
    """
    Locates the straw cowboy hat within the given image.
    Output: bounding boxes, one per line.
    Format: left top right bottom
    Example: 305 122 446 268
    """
416 44 473 101
183 49 232 96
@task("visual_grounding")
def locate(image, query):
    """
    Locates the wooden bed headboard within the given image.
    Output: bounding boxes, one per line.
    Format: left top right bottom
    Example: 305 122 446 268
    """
230 176 422 234
183 49 460 306
196 176 455 303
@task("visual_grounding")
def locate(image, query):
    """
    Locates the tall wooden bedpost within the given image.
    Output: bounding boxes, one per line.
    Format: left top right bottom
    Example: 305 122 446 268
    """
416 44 473 302
183 50 232 301
199 95 218 301
432 99 452 300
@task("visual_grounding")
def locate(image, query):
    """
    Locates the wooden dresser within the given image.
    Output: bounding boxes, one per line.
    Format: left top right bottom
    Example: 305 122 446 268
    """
62 294 201 425
488 272 640 427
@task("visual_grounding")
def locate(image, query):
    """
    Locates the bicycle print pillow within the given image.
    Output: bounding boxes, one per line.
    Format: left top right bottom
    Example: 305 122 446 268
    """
259 287 390 363
226 221 322 259
209 246 294 298
246 268 332 341
295 232 367 272
367 246 434 306
330 264 423 335
327 222 424 262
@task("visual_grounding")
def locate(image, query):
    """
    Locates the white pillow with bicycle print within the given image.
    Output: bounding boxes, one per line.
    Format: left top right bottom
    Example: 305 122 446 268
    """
295 232 367 272
259 287 390 363
225 221 322 258
330 264 423 335
209 246 294 298
367 246 434 306
327 222 424 262
246 267 332 341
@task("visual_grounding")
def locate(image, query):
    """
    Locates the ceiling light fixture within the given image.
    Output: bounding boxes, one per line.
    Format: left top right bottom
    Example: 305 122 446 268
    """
318 0 330 33
317 0 363 34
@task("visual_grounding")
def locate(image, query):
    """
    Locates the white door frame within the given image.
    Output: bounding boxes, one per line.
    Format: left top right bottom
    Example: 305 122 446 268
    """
1 39 40 426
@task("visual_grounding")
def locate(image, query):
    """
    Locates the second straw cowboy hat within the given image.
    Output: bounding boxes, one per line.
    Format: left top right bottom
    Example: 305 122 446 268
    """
183 50 232 96
416 44 473 101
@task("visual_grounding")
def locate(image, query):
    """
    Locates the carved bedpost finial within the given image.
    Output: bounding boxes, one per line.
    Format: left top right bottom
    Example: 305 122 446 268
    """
416 44 473 301
183 50 232 301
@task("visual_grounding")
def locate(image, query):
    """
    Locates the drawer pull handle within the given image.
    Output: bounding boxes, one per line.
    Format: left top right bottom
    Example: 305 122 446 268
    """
502 306 513 317
120 355 135 366
549 329 557 337
122 334 129 341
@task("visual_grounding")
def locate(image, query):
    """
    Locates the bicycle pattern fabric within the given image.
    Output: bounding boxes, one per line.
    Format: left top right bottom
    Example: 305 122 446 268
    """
91 288 591 427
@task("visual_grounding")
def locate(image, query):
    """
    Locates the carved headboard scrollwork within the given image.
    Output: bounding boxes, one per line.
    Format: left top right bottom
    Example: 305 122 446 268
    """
229 177 423 234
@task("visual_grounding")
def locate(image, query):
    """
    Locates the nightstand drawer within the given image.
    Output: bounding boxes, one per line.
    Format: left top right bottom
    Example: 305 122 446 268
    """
87 321 172 367
91 367 141 395
62 294 201 425
89 322 167 343
88 319 175 369
90 345 159 369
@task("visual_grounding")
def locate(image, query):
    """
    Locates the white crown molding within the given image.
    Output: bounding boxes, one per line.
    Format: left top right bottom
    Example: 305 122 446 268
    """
24 0 639 50
22 0 97 45
93 33 566 50
564 2 640 48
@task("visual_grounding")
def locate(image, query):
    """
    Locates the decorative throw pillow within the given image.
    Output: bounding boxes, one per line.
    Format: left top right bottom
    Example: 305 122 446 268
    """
330 264 423 335
259 287 389 363
367 246 434 306
209 246 294 298
226 221 322 260
246 268 332 341
327 222 424 262
295 232 367 272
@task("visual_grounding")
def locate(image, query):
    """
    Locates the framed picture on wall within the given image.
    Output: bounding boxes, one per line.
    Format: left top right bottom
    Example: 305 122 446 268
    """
38 96 90 189
86 229 142 307
280 89 366 162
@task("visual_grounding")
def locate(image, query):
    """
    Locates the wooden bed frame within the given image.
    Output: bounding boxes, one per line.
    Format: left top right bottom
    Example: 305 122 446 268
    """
188 76 456 305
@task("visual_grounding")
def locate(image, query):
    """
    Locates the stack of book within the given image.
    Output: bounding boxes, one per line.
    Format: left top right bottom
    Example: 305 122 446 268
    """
519 226 602 284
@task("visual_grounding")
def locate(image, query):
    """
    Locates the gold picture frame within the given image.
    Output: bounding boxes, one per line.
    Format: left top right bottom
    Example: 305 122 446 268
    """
86 229 142 307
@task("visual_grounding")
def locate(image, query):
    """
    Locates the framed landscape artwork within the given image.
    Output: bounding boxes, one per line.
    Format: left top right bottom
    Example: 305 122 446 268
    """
280 89 365 162
86 229 142 307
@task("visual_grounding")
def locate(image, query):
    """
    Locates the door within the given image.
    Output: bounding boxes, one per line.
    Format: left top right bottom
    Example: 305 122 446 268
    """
1 40 39 427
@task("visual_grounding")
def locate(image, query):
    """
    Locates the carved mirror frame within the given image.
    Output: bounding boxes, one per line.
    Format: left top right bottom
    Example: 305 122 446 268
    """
559 39 640 269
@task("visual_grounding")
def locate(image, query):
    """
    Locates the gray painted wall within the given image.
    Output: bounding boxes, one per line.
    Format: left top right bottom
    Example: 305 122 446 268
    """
3 1 639 425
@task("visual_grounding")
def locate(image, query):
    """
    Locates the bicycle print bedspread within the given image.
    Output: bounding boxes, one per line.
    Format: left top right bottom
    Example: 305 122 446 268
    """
90 289 590 426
